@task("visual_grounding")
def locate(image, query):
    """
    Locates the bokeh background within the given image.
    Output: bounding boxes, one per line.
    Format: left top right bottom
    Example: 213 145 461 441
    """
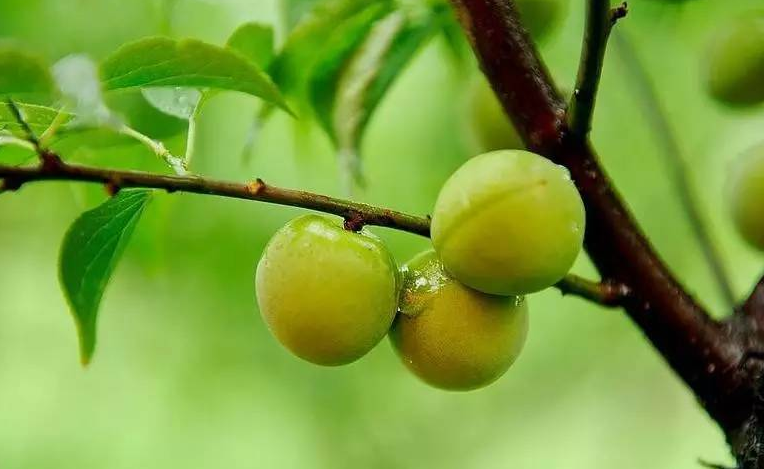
2 0 764 467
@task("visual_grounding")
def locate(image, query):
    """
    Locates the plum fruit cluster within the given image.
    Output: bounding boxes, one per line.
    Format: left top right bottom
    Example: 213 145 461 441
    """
256 150 585 390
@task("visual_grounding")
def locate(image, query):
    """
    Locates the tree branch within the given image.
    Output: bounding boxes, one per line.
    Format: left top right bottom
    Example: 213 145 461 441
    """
0 161 432 236
556 274 630 307
0 158 625 308
742 274 764 317
449 0 751 436
567 1 627 138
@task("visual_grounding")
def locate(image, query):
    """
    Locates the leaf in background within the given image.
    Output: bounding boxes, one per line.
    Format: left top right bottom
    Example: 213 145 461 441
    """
280 0 323 31
100 37 291 114
226 23 275 70
0 103 72 137
141 87 202 120
53 54 121 127
270 0 392 101
309 10 438 185
0 45 54 98
59 189 153 365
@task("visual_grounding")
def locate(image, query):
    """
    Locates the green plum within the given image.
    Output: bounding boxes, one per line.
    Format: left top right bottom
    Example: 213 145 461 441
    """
255 215 399 366
467 77 524 152
390 250 528 391
704 14 764 106
728 142 764 250
431 150 585 296
466 77 570 153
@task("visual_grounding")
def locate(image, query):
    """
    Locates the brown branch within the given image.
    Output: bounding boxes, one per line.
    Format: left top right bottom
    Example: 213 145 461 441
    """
0 158 626 308
449 0 752 440
742 274 764 317
0 162 431 236
556 275 630 307
567 1 627 138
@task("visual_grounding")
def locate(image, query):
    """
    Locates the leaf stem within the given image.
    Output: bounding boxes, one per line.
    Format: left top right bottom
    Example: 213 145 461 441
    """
118 124 188 175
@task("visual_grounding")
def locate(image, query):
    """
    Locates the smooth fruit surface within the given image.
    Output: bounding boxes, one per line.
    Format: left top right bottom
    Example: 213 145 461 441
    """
431 150 585 295
255 215 399 366
704 14 764 106
467 77 523 152
390 250 528 391
728 142 764 250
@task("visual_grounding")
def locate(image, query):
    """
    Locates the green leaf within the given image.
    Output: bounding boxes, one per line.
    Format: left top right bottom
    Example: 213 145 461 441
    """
226 23 275 69
280 0 323 31
141 87 202 120
0 45 54 98
0 102 71 137
271 0 392 101
307 6 393 138
308 10 437 183
100 36 291 114
59 189 153 364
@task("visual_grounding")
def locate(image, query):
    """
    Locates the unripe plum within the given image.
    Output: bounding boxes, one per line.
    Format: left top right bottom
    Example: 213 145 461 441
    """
390 250 528 391
467 78 523 152
704 14 764 106
728 142 764 250
255 215 399 366
431 150 585 295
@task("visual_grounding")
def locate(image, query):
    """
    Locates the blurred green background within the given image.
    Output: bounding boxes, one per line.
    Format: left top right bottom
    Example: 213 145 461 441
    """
2 0 764 467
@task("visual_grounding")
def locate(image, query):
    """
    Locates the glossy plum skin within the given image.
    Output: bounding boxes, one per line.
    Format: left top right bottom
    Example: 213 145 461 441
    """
729 142 764 250
704 15 764 106
255 215 399 366
431 150 585 296
390 251 529 391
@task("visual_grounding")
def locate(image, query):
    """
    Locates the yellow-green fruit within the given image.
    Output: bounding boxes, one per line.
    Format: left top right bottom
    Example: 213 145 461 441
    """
255 215 399 366
516 0 568 41
704 14 764 106
728 142 764 249
431 150 585 295
390 250 528 391
467 78 523 152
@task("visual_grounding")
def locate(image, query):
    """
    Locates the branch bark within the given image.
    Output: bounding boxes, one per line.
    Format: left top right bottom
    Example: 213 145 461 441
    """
0 159 627 309
448 0 755 446
0 161 431 236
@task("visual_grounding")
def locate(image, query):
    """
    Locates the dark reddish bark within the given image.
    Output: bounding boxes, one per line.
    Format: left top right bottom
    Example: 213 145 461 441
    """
450 0 764 462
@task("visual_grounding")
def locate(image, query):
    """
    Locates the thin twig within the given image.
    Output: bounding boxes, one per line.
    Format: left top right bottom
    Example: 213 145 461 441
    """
556 274 630 307
567 1 627 138
0 155 619 307
0 160 431 236
612 31 736 308
4 99 41 150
